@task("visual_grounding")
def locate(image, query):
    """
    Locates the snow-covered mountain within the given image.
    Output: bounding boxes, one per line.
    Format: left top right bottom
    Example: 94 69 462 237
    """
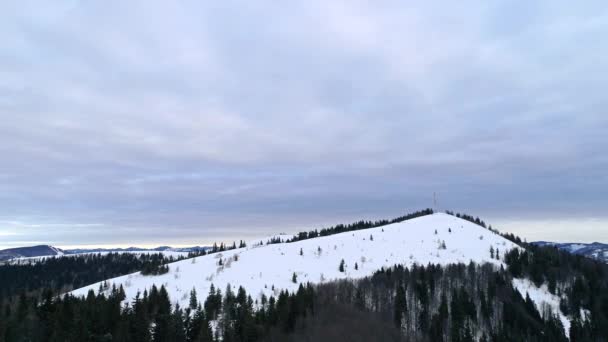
2 245 209 263
71 213 519 308
0 245 64 262
532 241 608 263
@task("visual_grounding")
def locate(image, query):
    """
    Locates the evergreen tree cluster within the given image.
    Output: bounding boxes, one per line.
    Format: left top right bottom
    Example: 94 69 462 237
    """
2 211 607 341
141 264 170 276
0 281 315 342
286 208 433 243
265 237 283 245
444 211 487 229
301 263 569 342
504 244 608 338
444 211 524 246
2 255 607 341
0 252 182 303
208 240 246 253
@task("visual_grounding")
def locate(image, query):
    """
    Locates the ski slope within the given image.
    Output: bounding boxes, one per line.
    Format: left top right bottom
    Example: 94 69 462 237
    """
71 213 518 308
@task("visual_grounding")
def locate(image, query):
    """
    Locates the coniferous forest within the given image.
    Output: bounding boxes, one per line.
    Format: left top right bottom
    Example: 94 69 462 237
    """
0 253 181 301
1 249 608 341
1 212 607 341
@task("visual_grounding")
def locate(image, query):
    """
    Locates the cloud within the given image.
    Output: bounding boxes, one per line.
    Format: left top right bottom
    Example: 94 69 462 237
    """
0 1 607 248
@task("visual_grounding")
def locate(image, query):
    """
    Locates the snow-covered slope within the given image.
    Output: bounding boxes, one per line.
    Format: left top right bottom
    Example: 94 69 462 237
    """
71 213 519 308
0 245 64 262
3 245 201 264
512 278 570 335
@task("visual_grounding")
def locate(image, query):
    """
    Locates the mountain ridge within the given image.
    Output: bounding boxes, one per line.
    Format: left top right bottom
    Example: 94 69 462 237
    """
71 213 519 308
0 245 64 262
532 241 608 263
0 245 210 262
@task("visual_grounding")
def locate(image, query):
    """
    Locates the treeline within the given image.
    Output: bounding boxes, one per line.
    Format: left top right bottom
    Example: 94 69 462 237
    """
0 280 315 342
208 240 247 253
6 257 607 341
504 245 608 338
0 239 252 303
444 211 524 245
444 211 487 229
296 263 568 342
0 253 183 303
280 208 434 244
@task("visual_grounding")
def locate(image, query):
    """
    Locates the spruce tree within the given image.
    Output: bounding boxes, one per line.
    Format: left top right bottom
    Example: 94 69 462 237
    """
394 283 407 329
189 288 198 310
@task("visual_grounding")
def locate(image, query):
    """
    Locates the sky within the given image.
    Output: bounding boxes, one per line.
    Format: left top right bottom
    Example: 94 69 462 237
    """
1 1 607 249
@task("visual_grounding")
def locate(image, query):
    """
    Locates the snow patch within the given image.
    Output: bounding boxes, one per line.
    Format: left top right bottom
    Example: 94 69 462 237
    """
512 278 570 337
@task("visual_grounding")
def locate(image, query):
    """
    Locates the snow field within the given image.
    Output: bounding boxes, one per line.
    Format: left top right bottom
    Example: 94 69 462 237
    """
71 213 519 312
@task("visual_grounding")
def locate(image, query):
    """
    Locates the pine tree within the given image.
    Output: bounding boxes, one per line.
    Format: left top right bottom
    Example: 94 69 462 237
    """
172 304 187 342
189 288 198 310
292 272 297 284
299 248 303 256
394 283 407 329
339 259 345 272
197 319 213 342
153 286 173 342
355 262 359 270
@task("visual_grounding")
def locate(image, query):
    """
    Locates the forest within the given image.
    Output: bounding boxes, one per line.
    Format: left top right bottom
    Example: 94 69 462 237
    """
1 211 607 341
2 245 607 341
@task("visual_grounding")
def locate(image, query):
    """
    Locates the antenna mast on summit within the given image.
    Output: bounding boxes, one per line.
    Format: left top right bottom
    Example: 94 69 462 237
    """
433 192 437 212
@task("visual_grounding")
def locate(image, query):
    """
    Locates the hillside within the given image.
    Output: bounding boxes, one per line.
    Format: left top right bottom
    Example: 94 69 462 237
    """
533 241 608 263
71 213 518 307
0 245 63 262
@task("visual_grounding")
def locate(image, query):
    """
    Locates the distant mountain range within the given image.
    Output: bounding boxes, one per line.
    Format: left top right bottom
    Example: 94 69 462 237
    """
0 245 209 262
64 246 209 254
0 245 64 262
532 241 608 263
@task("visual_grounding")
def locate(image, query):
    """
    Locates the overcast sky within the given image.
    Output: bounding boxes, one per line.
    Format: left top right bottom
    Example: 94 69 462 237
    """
1 1 607 249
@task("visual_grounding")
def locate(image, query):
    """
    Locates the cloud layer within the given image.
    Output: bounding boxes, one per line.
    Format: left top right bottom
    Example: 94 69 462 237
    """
1 1 607 248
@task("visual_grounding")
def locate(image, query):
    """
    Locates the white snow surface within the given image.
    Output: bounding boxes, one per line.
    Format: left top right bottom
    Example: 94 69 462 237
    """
512 278 570 337
70 213 519 309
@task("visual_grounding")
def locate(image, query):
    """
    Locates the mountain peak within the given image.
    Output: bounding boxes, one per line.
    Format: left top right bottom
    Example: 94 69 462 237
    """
71 213 519 309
